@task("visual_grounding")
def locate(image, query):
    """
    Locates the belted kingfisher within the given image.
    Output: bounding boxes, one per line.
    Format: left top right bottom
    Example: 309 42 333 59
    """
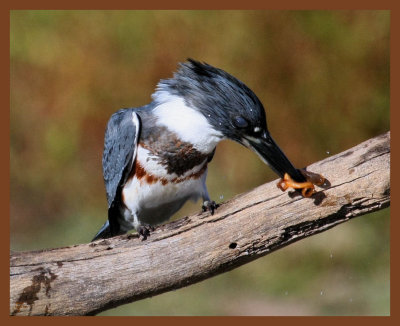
92 59 306 241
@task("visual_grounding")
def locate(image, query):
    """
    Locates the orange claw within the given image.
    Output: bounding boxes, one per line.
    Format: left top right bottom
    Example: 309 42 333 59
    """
277 170 325 198
301 169 325 187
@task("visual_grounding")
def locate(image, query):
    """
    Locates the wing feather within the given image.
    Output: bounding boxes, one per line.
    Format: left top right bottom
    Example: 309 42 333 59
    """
102 109 140 208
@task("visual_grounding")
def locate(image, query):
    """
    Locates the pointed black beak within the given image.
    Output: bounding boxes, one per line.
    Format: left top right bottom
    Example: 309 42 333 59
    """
243 132 306 182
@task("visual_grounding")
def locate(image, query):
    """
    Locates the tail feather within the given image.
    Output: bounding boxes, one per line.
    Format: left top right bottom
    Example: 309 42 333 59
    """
91 220 112 241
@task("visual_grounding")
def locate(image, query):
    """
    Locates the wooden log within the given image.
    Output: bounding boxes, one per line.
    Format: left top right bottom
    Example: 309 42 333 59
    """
10 131 390 316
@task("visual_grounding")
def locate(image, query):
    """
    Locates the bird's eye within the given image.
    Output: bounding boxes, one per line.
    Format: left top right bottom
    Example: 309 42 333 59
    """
233 116 248 128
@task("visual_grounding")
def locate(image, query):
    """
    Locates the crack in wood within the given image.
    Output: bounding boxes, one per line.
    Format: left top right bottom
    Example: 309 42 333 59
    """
11 267 57 316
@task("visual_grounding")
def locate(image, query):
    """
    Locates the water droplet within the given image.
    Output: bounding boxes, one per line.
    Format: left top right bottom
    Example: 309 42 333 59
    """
326 150 330 155
219 195 224 200
320 290 324 296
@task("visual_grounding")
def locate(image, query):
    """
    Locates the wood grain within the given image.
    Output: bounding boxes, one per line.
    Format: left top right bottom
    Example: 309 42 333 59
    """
10 131 390 316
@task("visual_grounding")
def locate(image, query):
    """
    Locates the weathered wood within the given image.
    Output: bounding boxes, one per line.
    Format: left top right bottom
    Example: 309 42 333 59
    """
10 132 390 316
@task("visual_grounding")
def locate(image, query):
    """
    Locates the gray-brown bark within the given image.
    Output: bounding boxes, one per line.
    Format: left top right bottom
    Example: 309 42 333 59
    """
10 132 390 316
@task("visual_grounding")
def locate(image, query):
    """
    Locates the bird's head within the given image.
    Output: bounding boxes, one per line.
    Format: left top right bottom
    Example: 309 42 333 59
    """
152 59 305 182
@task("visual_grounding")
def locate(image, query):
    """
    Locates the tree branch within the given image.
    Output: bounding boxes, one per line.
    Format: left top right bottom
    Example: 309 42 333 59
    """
10 132 390 316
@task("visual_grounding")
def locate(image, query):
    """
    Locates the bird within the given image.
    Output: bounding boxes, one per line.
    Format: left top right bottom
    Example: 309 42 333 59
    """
92 59 306 241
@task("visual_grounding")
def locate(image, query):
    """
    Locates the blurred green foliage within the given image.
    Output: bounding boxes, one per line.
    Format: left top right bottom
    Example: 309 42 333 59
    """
10 10 390 315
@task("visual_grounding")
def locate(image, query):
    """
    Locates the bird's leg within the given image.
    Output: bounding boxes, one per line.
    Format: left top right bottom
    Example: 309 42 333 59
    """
137 224 155 241
201 179 219 215
202 200 219 215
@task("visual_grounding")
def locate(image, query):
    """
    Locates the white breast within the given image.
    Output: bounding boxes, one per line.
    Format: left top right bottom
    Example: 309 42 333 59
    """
121 146 207 227
152 92 224 153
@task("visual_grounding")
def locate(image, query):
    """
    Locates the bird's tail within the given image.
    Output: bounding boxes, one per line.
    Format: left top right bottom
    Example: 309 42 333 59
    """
91 220 112 241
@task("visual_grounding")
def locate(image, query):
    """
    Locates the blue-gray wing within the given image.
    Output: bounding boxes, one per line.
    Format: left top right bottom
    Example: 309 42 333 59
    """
102 109 140 208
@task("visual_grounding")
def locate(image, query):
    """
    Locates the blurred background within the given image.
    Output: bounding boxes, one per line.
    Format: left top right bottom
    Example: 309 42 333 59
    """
10 10 390 315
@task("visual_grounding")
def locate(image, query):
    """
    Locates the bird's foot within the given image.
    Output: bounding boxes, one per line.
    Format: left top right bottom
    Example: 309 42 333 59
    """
137 225 155 241
202 200 219 215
